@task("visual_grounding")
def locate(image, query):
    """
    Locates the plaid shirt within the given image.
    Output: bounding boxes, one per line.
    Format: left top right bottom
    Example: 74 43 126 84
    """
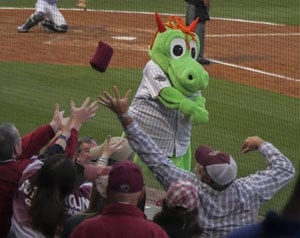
125 121 295 238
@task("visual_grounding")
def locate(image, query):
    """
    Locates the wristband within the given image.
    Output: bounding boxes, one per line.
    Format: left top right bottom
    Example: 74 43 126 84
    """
118 113 131 122
97 156 109 165
58 134 68 142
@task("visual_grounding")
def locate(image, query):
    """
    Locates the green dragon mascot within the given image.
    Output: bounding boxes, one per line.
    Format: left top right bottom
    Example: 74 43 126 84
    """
129 12 209 172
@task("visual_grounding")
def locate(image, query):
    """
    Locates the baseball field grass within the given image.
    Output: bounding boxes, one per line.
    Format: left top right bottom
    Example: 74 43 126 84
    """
0 0 299 215
1 61 299 214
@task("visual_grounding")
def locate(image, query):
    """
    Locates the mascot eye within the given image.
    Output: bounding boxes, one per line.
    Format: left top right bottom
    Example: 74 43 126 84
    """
170 38 186 59
189 40 198 59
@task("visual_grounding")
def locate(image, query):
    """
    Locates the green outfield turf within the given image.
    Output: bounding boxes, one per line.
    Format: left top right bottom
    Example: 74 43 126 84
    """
1 61 299 214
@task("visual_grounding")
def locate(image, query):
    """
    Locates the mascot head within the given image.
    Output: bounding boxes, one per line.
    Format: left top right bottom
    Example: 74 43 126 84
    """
149 12 209 96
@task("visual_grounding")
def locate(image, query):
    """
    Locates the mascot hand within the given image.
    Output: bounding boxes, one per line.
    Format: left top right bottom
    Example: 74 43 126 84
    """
179 98 209 124
194 95 206 108
158 87 185 109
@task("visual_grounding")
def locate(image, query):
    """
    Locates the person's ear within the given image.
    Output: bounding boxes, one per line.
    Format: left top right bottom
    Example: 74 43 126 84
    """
13 143 22 158
137 188 146 212
12 148 17 159
74 153 81 163
138 187 146 201
195 164 205 177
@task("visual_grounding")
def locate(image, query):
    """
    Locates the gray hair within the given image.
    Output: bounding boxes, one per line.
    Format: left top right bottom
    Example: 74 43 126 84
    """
76 136 96 154
0 123 20 161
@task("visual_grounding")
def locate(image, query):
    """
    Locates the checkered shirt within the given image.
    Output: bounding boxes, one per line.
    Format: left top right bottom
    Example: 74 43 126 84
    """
125 121 295 238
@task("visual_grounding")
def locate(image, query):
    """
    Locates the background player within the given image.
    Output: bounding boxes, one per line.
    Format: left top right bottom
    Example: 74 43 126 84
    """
185 0 211 65
17 0 68 33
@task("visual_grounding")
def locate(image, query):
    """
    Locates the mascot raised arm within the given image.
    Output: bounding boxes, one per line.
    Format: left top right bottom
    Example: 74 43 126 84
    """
129 12 209 171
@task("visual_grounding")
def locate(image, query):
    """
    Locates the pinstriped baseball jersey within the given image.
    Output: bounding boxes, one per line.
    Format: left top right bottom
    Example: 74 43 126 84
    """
129 60 196 157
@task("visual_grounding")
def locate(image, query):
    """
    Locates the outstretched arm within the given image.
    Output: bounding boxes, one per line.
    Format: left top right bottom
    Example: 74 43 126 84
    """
98 86 198 190
239 136 295 201
98 86 133 127
41 97 99 159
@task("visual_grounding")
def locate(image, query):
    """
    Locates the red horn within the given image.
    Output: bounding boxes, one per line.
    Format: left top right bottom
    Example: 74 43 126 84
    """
188 17 199 32
155 12 166 32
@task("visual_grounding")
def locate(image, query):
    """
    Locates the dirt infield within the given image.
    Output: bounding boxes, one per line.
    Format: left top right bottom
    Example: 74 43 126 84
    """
1 9 300 98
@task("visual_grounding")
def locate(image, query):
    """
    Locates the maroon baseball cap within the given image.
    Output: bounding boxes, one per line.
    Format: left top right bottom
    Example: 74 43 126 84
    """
195 145 237 186
107 161 144 193
90 41 113 73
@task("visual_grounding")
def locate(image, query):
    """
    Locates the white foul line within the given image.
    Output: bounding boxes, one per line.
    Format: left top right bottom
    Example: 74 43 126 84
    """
211 59 300 82
208 32 300 38
207 31 300 82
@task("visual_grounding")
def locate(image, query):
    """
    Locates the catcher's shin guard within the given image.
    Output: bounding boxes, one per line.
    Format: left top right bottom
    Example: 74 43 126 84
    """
18 12 44 32
41 20 68 33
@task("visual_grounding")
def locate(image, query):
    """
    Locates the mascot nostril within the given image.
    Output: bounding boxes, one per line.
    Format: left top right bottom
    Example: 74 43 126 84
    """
129 12 209 172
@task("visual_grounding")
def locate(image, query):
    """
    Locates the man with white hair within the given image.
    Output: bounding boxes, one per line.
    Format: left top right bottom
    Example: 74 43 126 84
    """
98 86 295 238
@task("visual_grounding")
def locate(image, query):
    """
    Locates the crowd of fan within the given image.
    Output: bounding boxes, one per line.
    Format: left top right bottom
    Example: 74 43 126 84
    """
0 87 297 238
